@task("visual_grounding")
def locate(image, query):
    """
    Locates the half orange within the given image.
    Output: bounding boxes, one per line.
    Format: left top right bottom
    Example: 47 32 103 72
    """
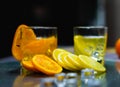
11 24 36 61
32 54 63 75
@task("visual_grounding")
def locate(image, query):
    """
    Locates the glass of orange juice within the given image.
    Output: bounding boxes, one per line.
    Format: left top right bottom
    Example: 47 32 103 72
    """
11 25 58 72
21 26 58 59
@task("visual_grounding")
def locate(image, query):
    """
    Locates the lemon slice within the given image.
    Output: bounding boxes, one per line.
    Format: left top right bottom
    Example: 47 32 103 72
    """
78 55 106 72
52 48 70 61
57 52 73 70
61 53 79 70
67 53 83 69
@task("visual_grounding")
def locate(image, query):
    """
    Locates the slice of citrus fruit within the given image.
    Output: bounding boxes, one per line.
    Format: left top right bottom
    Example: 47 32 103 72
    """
78 55 106 72
66 53 83 69
59 52 79 70
52 48 70 61
32 54 63 75
57 52 73 71
21 57 38 72
11 24 36 61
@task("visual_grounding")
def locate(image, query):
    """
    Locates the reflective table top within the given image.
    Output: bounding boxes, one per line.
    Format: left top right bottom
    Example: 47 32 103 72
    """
0 47 120 87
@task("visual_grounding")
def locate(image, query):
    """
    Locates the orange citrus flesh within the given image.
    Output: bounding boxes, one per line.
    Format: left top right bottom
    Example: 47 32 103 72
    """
21 57 38 72
115 38 120 58
11 24 36 61
32 55 63 75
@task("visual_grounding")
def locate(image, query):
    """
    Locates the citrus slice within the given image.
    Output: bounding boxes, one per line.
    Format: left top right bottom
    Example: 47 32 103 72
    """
32 54 63 75
78 55 106 72
57 52 73 71
66 53 83 69
59 52 79 70
52 48 70 61
11 24 36 61
21 57 38 72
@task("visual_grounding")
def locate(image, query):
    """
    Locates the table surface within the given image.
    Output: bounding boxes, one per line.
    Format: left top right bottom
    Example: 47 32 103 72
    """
0 46 120 87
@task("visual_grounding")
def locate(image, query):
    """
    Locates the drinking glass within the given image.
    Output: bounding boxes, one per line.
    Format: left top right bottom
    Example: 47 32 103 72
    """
73 26 107 65
21 26 58 59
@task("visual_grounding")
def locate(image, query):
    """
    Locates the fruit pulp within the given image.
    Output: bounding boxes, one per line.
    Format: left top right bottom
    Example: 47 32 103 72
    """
74 35 107 65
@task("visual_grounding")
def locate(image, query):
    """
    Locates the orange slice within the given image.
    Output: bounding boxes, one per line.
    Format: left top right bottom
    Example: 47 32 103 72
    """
11 24 36 61
32 54 63 75
21 57 38 72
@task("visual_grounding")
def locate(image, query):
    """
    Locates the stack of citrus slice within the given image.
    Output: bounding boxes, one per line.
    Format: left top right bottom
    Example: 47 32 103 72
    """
52 48 106 72
21 54 63 75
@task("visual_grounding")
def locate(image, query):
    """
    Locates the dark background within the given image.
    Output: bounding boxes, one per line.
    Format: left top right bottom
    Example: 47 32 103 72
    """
1 0 97 57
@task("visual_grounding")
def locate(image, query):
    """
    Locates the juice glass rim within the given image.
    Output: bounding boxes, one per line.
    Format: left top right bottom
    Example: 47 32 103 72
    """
73 26 108 30
29 26 58 30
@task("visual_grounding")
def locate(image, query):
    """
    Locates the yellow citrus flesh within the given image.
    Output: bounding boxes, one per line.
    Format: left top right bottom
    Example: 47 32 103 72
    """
57 52 73 71
59 52 78 70
52 48 69 61
66 53 83 69
78 55 106 72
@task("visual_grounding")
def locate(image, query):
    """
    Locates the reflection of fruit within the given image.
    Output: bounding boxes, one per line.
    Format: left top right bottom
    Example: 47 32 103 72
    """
13 75 40 87
32 54 63 75
115 61 120 73
78 55 106 72
115 38 120 58
11 24 36 61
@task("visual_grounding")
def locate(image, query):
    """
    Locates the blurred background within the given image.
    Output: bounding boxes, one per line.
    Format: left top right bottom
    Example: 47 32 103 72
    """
1 0 120 58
